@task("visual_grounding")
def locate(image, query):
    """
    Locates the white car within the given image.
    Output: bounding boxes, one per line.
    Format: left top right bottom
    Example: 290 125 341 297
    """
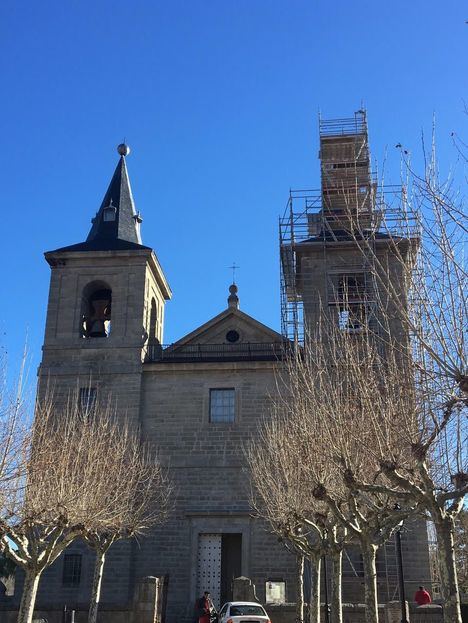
217 601 270 623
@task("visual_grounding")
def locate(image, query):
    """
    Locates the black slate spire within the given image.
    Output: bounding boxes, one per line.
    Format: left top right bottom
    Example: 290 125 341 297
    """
49 144 150 253
87 144 142 245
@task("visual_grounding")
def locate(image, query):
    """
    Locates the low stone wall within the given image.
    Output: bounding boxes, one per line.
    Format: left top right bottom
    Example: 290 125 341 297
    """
410 604 444 623
265 602 443 623
0 606 132 623
266 603 385 623
0 597 445 623
0 575 166 623
264 603 296 623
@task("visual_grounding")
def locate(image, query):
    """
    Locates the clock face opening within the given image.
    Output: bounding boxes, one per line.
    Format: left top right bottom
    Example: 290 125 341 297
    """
226 330 240 343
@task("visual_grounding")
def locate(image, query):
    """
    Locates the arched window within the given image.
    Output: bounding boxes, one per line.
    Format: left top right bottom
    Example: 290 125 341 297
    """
149 297 158 342
81 281 112 338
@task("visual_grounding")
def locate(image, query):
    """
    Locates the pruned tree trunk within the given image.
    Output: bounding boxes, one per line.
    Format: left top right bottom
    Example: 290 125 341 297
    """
361 543 379 623
331 550 342 623
296 553 305 623
17 569 41 623
88 547 107 623
309 555 321 623
434 516 462 623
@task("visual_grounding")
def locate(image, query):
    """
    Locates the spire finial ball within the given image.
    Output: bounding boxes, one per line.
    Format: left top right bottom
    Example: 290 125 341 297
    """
229 284 238 294
117 143 131 157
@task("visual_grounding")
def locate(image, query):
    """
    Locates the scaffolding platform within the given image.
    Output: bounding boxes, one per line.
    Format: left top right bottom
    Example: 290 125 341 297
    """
279 112 418 343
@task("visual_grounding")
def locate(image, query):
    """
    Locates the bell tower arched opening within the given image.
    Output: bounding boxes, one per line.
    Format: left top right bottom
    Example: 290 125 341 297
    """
81 281 112 338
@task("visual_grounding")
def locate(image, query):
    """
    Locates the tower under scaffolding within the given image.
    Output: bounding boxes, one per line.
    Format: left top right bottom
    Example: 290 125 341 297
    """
280 110 418 344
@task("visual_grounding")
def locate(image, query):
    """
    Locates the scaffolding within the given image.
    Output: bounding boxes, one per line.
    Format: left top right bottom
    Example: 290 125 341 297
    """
280 111 418 343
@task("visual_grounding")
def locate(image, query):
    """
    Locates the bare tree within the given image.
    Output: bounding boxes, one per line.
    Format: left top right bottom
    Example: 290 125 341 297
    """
282 340 420 623
337 140 468 623
453 510 468 598
247 405 349 623
85 432 171 623
0 391 163 623
248 411 318 623
0 352 29 536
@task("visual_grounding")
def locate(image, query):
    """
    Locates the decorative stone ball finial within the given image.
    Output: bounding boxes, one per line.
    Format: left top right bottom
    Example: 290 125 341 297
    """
228 283 239 309
117 143 131 157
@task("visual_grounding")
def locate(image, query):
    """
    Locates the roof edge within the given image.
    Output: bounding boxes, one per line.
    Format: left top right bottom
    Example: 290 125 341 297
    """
167 307 287 350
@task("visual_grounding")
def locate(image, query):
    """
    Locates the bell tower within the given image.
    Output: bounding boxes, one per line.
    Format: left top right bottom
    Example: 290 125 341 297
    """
39 144 172 416
279 112 417 345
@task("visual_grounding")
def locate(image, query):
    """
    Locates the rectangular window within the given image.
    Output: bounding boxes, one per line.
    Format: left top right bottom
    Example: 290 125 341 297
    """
337 305 367 333
329 273 368 333
209 389 235 423
78 387 97 414
338 273 366 301
62 553 82 586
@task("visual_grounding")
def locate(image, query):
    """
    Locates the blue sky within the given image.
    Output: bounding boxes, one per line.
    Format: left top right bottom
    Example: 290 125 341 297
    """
0 0 466 376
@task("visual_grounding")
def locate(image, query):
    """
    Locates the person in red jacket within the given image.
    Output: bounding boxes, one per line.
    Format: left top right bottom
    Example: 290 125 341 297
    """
414 585 432 606
196 591 214 623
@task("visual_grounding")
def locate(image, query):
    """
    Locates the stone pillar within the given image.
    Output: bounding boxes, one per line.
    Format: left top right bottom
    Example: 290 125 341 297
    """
232 577 258 603
133 576 163 623
385 600 410 623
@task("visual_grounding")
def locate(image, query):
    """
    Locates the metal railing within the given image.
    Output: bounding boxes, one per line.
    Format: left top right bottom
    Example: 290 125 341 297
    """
319 112 367 137
146 341 294 363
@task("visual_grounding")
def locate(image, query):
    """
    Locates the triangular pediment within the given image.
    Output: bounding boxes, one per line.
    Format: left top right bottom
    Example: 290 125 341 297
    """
166 307 286 351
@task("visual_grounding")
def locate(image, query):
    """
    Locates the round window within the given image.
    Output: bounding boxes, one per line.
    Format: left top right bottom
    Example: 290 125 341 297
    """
226 330 240 343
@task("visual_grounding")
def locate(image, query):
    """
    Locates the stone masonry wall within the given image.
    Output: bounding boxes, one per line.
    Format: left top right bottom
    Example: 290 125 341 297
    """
136 361 298 623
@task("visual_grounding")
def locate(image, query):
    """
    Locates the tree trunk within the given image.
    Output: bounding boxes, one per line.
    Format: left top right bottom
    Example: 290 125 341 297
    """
361 542 379 623
88 548 107 623
309 555 321 623
434 516 462 623
330 550 343 623
296 554 305 623
17 568 41 623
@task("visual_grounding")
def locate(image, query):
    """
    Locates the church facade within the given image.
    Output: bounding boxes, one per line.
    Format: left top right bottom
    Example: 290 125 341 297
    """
9 116 431 622
29 145 298 621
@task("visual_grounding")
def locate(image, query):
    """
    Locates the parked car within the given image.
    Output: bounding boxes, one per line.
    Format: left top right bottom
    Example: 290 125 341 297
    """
217 601 270 623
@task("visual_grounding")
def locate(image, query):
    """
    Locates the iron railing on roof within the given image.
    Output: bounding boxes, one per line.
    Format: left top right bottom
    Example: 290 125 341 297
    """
319 113 367 137
146 341 294 363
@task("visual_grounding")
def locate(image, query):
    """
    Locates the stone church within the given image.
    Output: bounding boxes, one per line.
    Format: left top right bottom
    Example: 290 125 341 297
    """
8 114 431 622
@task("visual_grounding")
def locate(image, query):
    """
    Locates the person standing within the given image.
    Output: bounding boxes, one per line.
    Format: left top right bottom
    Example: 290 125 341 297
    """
196 591 212 623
